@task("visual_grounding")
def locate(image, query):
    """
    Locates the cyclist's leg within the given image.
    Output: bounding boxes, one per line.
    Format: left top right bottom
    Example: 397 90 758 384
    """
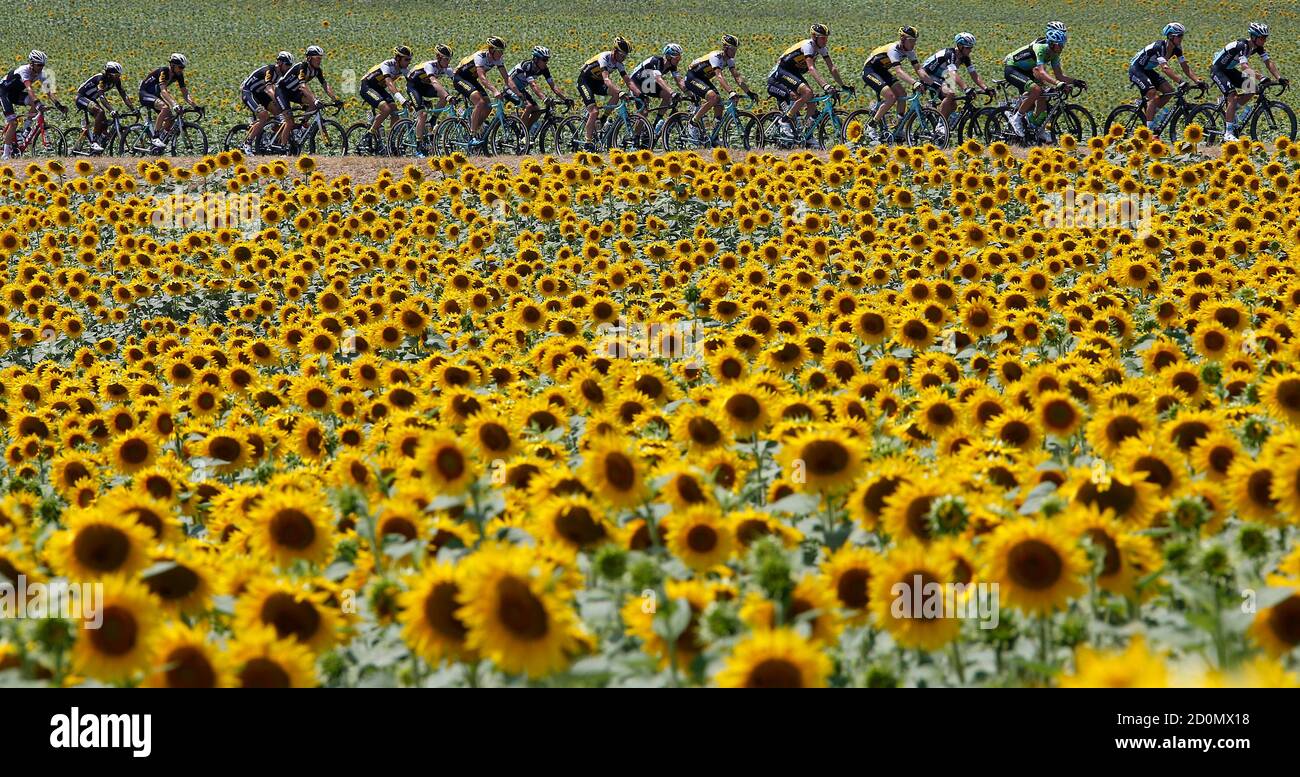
2 92 19 153
578 75 603 143
870 64 899 123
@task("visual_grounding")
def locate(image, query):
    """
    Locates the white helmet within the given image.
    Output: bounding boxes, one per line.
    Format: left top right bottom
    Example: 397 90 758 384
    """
306 45 324 58
28 50 47 65
170 52 188 68
105 61 123 76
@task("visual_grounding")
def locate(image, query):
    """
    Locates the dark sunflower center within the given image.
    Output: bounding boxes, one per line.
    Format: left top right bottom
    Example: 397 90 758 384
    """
259 592 321 643
89 605 138 656
496 576 549 640
424 581 469 641
1007 539 1064 590
164 646 217 688
73 524 130 572
270 509 316 550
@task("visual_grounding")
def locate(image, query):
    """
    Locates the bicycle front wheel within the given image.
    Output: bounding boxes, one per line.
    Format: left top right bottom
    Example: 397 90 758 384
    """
121 125 155 156
905 107 948 147
59 126 92 156
1104 105 1146 137
1250 100 1298 143
1062 104 1098 141
487 116 529 155
388 118 418 156
606 114 653 151
173 122 208 155
222 124 250 152
345 123 384 156
718 110 756 149
311 119 348 155
1178 105 1223 146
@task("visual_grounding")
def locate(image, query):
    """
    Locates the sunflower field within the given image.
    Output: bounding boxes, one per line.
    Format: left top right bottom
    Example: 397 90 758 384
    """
3 0 1299 132
2 125 1300 688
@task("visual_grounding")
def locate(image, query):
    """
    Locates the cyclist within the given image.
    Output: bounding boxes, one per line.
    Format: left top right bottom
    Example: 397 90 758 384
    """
577 36 638 150
923 33 992 132
406 44 454 150
509 45 569 131
359 45 414 145
274 45 341 148
1211 23 1286 141
768 23 853 132
2 50 65 159
140 53 198 150
1002 27 1086 141
631 43 686 124
862 27 939 139
75 60 133 153
684 34 758 141
453 36 512 148
239 51 293 153
1130 23 1205 130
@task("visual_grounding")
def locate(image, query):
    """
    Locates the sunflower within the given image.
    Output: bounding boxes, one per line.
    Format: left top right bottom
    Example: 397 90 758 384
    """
457 544 583 679
399 562 475 665
621 579 717 667
868 542 962 650
983 519 1088 615
847 458 913 531
714 628 831 688
142 623 229 688
226 625 319 688
415 430 479 494
234 577 340 653
1248 580 1300 658
776 426 864 493
1260 372 1300 425
716 378 774 437
1058 636 1169 688
47 506 154 580
246 490 335 569
108 431 157 474
1226 456 1284 525
670 405 727 452
531 494 614 555
582 434 649 508
1036 390 1082 438
72 575 160 683
1064 504 1161 598
880 476 947 544
1115 433 1187 499
664 505 735 572
1085 402 1154 459
820 545 881 625
141 547 216 615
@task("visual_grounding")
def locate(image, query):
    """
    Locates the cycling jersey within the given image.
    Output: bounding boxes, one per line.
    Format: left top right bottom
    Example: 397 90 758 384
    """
241 64 277 93
1 64 49 98
777 39 829 74
1132 40 1186 71
1004 40 1059 72
923 47 976 79
509 59 554 90
409 60 454 83
687 50 735 79
456 50 505 80
630 55 679 97
1212 39 1269 71
866 42 918 70
580 52 628 81
363 59 408 85
277 62 326 93
140 66 185 95
77 73 127 102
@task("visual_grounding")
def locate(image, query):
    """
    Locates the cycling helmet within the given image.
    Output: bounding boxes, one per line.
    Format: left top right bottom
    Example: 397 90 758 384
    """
394 45 412 59
1249 22 1269 38
811 23 830 37
306 45 324 58
276 51 294 65
954 32 976 48
899 26 919 40
532 45 551 59
28 50 46 65
614 36 632 54
1046 29 1068 46
721 34 739 49
663 43 683 58
1162 22 1185 37
104 61 123 76
1047 21 1068 33
487 36 507 51
170 52 188 68
435 44 452 59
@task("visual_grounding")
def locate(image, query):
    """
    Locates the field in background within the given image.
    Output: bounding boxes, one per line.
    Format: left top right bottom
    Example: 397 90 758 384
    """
3 0 1298 131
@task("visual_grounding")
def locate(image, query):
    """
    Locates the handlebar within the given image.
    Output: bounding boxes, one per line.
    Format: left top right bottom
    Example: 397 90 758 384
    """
1260 78 1290 96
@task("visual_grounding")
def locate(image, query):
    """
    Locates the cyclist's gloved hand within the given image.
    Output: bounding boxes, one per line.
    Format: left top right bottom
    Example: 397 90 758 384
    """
1281 77 1291 88
745 89 759 101
1073 79 1087 90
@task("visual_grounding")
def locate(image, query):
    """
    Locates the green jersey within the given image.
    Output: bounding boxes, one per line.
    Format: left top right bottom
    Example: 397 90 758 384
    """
1005 39 1059 72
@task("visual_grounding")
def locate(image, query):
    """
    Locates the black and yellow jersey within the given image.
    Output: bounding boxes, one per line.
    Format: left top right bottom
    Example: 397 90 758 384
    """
777 39 830 73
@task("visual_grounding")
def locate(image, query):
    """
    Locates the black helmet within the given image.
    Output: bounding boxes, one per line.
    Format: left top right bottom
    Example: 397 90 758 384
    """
487 36 507 51
899 26 919 40
394 45 412 59
722 34 739 49
614 36 632 54
436 44 452 59
810 23 830 37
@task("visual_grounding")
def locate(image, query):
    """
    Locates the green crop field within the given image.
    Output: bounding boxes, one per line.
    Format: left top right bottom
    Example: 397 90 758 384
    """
3 0 1297 131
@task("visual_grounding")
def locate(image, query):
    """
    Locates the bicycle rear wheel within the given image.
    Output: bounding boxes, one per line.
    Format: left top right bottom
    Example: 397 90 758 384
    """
345 122 385 156
389 118 419 156
905 107 948 147
121 124 155 156
1063 104 1097 141
1178 105 1223 146
223 124 249 152
606 114 653 152
718 110 757 149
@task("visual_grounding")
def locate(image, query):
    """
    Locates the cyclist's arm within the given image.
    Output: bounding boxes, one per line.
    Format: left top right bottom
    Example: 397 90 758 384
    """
729 66 754 96
893 61 920 88
622 70 639 97
1266 58 1282 82
530 80 547 102
115 80 134 109
25 78 49 108
709 67 732 95
320 72 339 102
972 70 990 91
1033 62 1062 88
952 68 970 92
1050 61 1078 86
652 74 674 97
806 60 829 89
546 77 567 100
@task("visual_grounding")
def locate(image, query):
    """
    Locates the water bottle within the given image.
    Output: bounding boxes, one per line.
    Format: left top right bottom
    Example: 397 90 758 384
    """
653 119 664 136
1239 104 1254 124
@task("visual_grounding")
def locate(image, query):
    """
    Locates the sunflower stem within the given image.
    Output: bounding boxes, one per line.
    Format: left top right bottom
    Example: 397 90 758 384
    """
1037 614 1051 675
752 433 766 505
948 640 967 685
